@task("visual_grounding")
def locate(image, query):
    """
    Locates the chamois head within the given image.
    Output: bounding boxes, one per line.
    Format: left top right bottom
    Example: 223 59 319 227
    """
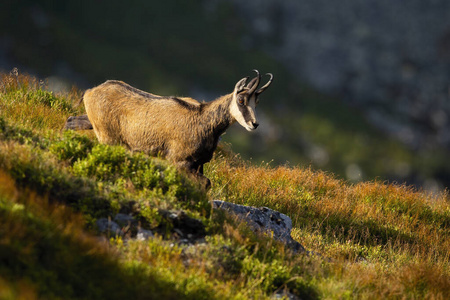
230 70 273 131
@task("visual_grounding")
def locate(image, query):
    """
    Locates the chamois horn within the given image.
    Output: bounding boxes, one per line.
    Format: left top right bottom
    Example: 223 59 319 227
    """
256 73 273 95
246 69 261 94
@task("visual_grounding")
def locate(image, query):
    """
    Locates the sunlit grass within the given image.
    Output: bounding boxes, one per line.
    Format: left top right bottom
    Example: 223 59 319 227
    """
206 149 450 298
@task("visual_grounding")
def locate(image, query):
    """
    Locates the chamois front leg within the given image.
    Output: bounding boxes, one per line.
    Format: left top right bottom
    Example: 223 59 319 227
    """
196 164 204 175
175 161 211 190
192 162 211 189
198 174 211 191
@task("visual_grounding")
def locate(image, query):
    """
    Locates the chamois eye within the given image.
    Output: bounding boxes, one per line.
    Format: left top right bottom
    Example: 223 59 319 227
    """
238 96 245 105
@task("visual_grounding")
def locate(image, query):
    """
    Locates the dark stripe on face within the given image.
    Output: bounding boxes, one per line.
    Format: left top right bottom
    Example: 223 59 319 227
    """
238 105 253 123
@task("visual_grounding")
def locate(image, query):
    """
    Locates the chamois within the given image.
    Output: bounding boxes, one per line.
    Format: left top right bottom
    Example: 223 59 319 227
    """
80 70 273 188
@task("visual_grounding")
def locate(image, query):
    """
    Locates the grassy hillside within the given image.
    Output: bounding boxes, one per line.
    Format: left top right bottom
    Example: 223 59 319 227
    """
1 72 449 299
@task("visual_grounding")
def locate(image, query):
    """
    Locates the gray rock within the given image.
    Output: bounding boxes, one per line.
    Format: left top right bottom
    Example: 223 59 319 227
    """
160 210 206 240
97 214 157 241
63 114 93 130
114 213 136 227
212 200 305 253
272 289 301 300
96 218 122 236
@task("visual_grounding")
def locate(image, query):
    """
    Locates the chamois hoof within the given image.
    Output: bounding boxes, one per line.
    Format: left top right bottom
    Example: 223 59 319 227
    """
203 177 211 191
196 175 211 191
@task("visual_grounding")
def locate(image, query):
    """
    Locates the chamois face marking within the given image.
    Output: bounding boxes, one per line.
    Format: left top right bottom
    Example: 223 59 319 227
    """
230 91 259 131
229 70 273 131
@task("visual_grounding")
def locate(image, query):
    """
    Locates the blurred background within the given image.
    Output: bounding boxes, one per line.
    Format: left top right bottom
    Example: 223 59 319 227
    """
1 0 450 192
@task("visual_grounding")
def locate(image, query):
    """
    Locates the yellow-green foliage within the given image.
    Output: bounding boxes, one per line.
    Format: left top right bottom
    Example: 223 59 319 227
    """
0 170 224 300
0 70 82 131
1 71 449 299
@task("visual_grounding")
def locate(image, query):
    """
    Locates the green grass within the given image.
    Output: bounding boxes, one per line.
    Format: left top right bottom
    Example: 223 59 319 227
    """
0 72 449 299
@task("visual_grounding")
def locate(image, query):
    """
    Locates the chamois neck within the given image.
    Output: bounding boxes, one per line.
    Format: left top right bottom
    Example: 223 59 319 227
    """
201 93 234 134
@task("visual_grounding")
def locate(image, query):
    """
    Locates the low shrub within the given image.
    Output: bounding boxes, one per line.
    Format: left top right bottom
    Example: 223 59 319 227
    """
50 130 95 163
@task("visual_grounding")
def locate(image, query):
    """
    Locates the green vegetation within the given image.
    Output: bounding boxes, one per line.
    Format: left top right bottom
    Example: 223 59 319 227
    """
1 72 449 299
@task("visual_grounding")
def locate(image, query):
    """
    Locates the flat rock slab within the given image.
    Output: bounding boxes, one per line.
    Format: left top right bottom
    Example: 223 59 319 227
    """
64 114 93 130
212 200 305 253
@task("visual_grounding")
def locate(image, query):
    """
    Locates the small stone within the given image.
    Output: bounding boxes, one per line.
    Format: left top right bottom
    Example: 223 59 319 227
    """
272 289 300 300
136 228 154 241
160 209 206 239
96 218 122 236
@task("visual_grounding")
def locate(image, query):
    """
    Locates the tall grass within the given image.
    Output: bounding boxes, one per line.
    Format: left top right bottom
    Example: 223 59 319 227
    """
0 68 83 131
1 70 449 299
206 150 450 298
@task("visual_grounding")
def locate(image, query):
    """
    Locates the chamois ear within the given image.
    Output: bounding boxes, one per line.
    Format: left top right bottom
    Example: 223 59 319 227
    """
234 77 249 94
